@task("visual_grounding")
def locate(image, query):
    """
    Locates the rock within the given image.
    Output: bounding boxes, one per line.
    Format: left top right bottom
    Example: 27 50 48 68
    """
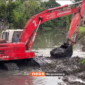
54 57 84 75
62 77 68 82
63 76 85 85
77 71 85 79
68 82 85 85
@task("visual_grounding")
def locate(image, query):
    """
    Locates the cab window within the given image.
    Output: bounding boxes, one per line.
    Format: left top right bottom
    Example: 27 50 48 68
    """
2 32 5 40
12 31 22 42
2 32 9 41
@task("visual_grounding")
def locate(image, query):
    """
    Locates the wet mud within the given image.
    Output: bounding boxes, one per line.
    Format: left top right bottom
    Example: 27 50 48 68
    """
32 56 85 85
0 56 85 85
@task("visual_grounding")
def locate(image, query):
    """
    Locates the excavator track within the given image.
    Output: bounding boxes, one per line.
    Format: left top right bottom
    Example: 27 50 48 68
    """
0 60 38 71
0 53 73 71
20 59 40 67
0 58 43 71
3 62 19 71
33 56 48 67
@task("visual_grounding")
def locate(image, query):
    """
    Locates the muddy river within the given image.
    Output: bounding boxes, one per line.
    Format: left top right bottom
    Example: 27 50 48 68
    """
0 30 85 85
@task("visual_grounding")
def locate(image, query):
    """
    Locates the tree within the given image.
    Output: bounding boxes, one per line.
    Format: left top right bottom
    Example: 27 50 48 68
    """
0 0 6 6
44 0 60 8
12 0 41 29
6 1 18 23
0 0 71 30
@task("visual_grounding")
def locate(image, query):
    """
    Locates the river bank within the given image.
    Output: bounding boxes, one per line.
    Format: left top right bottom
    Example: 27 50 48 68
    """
0 56 85 85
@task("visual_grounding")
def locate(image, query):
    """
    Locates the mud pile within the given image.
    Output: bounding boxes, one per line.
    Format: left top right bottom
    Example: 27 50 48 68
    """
37 56 85 85
38 57 84 75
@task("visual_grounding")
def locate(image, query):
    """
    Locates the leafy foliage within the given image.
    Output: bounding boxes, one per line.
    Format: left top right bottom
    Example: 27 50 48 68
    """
81 59 85 65
0 0 73 29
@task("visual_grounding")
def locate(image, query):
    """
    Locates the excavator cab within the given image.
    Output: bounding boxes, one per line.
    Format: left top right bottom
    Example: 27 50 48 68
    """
1 29 23 43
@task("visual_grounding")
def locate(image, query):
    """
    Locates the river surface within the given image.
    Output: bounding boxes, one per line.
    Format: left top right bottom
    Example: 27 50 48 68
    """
33 30 85 58
0 30 85 85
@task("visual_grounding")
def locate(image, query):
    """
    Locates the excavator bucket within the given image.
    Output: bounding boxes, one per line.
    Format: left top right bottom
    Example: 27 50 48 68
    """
50 43 73 58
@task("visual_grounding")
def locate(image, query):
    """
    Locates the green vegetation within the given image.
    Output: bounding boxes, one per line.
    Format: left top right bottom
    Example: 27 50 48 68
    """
81 59 85 65
79 26 85 33
0 0 72 30
0 0 83 31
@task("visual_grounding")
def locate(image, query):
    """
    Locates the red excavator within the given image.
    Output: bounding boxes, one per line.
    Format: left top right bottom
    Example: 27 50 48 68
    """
0 0 85 70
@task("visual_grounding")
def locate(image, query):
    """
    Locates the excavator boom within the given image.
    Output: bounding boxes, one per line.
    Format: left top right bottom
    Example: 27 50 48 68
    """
19 6 79 48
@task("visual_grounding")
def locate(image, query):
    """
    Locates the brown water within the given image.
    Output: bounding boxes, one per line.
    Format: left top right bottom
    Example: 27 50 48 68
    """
0 76 66 85
33 30 85 58
0 30 85 85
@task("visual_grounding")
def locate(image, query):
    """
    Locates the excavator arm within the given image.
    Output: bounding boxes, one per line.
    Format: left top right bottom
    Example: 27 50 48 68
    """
67 13 81 44
50 0 85 58
68 0 85 44
50 12 82 58
19 0 85 51
19 3 82 50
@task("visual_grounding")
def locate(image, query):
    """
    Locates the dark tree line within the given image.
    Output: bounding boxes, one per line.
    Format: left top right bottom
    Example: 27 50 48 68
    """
0 0 81 30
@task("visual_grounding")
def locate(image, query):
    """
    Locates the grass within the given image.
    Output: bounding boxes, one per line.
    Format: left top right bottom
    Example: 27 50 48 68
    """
79 26 85 33
79 27 85 65
81 59 85 65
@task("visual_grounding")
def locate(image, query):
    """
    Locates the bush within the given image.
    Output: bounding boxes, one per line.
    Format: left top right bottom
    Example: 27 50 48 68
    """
81 59 85 65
